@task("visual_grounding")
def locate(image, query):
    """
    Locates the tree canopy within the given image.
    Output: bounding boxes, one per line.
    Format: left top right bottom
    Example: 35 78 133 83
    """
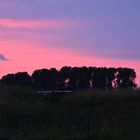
0 66 137 90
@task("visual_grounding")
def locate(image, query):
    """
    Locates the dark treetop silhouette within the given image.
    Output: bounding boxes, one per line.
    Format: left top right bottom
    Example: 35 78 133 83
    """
1 66 137 90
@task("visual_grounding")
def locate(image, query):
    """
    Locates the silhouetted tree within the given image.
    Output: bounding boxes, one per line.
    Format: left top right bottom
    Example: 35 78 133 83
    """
48 68 59 90
76 67 91 89
14 72 32 87
32 69 49 90
1 66 137 90
106 68 117 89
59 66 72 90
69 67 80 90
1 72 32 87
92 68 107 89
32 68 59 90
1 74 16 85
116 68 137 88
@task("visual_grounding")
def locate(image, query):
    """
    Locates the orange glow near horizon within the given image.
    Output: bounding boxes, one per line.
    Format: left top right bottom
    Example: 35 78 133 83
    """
0 38 140 86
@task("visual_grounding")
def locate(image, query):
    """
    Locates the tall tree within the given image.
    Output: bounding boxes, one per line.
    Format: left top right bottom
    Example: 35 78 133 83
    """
106 68 117 89
117 68 137 88
32 69 50 90
14 72 32 87
77 67 90 89
92 68 107 89
1 72 32 87
1 66 137 90
59 66 72 90
1 74 16 85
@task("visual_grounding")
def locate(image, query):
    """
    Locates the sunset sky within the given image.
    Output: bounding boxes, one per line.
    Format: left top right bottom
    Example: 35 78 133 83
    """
0 0 140 86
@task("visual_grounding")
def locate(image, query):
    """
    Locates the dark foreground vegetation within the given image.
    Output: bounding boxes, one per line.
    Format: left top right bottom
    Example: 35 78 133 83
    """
1 66 137 90
0 85 140 140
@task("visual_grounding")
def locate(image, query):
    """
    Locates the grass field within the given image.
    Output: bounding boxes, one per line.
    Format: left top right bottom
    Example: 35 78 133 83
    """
0 85 140 140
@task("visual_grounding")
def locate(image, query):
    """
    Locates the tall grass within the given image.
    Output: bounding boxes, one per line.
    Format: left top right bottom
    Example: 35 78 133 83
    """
0 85 140 140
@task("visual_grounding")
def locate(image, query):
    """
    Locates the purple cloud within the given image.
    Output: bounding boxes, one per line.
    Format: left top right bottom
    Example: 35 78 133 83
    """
0 2 16 8
0 54 7 61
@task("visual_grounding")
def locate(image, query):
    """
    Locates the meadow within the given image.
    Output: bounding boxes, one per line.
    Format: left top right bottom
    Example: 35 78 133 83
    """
0 85 140 140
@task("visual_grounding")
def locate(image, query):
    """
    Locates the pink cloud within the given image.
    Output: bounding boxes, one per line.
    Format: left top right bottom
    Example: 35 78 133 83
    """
0 18 77 29
0 26 63 43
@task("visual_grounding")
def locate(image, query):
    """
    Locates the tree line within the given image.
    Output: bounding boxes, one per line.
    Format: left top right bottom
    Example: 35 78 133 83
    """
0 66 137 90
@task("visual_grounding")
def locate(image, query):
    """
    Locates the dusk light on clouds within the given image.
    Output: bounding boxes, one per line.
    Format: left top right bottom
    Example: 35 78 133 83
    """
0 0 140 86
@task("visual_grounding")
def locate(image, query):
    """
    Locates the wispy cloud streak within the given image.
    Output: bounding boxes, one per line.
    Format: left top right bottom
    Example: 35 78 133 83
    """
0 18 77 30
